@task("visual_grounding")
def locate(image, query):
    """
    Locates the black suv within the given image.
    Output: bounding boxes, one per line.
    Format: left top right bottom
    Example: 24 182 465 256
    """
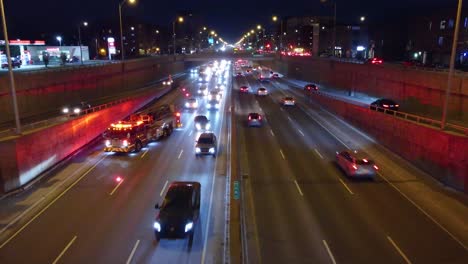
154 181 201 245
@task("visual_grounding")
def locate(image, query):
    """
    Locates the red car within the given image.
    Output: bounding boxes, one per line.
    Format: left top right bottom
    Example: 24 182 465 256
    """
366 58 383 65
239 86 249 93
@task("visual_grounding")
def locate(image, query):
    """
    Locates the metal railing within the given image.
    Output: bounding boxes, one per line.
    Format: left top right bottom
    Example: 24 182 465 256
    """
313 91 468 136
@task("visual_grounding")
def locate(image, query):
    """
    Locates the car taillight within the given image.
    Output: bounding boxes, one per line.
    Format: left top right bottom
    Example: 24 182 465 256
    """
258 115 262 120
395 104 399 107
373 165 379 170
352 165 358 170
362 159 368 163
383 104 389 107
248 116 251 120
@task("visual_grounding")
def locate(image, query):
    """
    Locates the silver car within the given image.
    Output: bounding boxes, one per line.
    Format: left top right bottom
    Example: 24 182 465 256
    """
336 150 379 179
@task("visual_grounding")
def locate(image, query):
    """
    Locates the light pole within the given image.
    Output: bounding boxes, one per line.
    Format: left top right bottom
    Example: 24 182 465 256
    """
56 36 62 46
119 0 136 61
441 0 463 129
272 15 283 53
0 0 20 134
173 16 184 59
78 21 88 65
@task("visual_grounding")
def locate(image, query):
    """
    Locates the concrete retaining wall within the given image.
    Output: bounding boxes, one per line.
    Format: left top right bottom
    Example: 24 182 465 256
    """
0 87 170 193
0 56 194 124
263 57 468 124
311 92 468 193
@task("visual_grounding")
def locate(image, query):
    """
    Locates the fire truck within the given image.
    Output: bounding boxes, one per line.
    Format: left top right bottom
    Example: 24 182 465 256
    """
104 105 178 153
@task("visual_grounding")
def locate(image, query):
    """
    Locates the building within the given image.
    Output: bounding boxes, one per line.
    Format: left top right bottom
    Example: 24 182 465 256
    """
406 8 468 66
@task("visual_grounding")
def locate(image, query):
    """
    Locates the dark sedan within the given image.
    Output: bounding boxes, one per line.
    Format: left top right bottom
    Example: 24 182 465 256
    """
370 99 400 111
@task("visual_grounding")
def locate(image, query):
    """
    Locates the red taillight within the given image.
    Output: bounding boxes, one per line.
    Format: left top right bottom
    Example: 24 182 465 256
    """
182 88 186 91
176 112 181 117
185 93 190 97
352 165 358 170
116 176 122 182
395 104 399 107
362 159 368 163
373 165 379 170
258 115 262 120
248 116 251 120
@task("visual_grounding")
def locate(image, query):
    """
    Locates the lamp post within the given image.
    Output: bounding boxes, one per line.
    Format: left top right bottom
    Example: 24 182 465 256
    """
118 0 136 61
441 0 463 129
78 21 88 65
0 0 20 134
173 16 184 59
56 36 62 46
272 15 283 53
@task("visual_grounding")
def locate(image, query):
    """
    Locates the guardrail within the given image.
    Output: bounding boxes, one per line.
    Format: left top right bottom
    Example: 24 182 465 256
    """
313 90 468 136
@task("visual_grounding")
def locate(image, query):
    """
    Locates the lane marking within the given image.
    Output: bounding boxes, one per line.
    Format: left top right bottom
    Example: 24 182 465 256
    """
125 240 140 264
287 116 293 122
177 149 184 159
338 178 354 195
314 149 324 159
322 240 337 264
387 236 412 264
140 149 149 158
294 180 304 196
378 172 467 250
189 130 193 136
0 155 107 249
202 70 229 264
52 235 77 264
270 129 275 136
109 179 124 196
280 107 285 112
159 181 169 197
298 129 305 136
0 197 45 236
279 149 286 160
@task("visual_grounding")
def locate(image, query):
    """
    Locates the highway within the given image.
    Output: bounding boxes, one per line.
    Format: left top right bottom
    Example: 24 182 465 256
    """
234 72 468 263
0 65 231 263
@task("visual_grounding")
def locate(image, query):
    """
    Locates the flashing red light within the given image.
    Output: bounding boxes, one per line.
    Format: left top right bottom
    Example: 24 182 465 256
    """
373 165 379 170
248 116 251 120
266 44 271 48
176 112 181 117
352 165 358 170
116 176 122 182
185 93 190 97
182 88 186 91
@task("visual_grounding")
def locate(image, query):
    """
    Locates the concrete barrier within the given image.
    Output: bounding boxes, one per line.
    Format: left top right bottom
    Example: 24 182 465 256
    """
0 57 197 124
0 86 170 194
310 92 468 193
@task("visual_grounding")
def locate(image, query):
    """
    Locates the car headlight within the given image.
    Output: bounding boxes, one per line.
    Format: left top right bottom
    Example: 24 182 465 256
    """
196 123 201 130
195 147 201 153
198 77 202 81
198 90 202 94
105 140 111 147
215 104 220 108
122 140 128 147
209 147 215 153
62 108 69 114
154 221 161 232
207 103 212 108
206 123 211 129
185 102 190 107
73 108 81 114
163 81 166 85
194 102 198 108
185 222 193 232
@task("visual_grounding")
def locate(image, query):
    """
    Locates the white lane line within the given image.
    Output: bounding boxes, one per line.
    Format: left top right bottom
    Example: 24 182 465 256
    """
314 149 324 159
287 116 293 122
280 107 285 112
0 196 45 236
160 181 169 197
294 180 304 196
177 149 184 159
322 240 337 264
141 149 149 158
279 149 286 160
377 172 467 251
298 129 305 136
270 129 275 136
125 240 140 264
109 179 124 196
387 236 412 264
338 178 354 195
52 235 77 264
0 155 107 249
189 130 193 136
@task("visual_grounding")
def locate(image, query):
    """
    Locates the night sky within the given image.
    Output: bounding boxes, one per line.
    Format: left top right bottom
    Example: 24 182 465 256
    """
5 0 456 43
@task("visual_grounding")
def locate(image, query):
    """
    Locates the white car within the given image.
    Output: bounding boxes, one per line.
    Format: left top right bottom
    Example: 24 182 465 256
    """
256 87 268 96
62 102 91 115
336 150 379 179
185 98 199 109
281 96 295 106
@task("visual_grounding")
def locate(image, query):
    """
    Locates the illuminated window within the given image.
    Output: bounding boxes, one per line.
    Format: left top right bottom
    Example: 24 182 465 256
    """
440 20 446 29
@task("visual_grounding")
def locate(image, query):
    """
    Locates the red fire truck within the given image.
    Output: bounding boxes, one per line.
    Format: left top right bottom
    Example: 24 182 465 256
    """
104 105 177 153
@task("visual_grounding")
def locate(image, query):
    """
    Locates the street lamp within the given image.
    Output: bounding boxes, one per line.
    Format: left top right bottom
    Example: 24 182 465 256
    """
272 15 283 53
56 36 62 46
257 24 262 30
320 0 337 56
360 16 366 22
118 0 137 61
250 29 254 34
78 21 88 64
173 16 184 58
0 0 21 134
442 0 463 129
